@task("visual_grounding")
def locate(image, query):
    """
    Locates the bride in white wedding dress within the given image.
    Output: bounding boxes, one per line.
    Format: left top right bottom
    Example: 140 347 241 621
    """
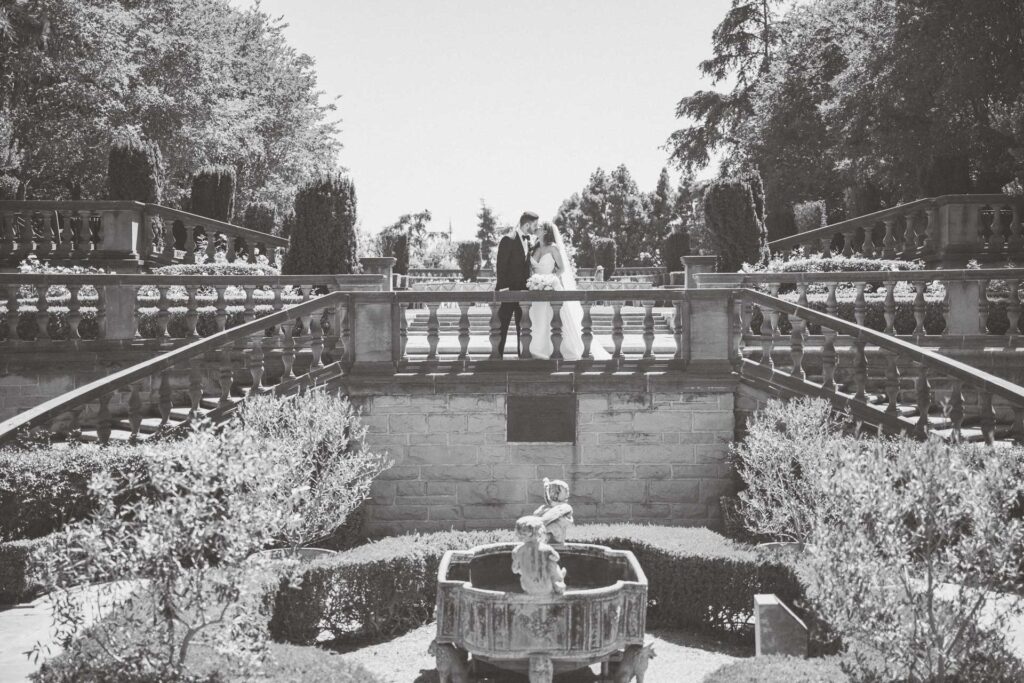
527 224 611 361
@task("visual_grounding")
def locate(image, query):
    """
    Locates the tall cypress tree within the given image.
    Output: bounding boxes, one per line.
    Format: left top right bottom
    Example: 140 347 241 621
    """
282 175 359 275
107 138 163 203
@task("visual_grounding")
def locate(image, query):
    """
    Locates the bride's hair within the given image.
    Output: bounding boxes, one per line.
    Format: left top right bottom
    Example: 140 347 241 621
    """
540 222 556 246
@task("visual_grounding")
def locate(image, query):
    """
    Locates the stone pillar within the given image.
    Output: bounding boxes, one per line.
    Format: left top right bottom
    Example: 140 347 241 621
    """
349 292 396 371
360 257 397 292
669 271 686 287
682 288 736 374
682 255 717 289
96 208 142 257
99 283 137 341
944 279 983 335
934 202 982 267
755 594 808 657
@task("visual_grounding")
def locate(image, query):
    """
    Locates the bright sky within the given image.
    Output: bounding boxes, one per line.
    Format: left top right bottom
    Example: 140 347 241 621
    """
236 0 729 239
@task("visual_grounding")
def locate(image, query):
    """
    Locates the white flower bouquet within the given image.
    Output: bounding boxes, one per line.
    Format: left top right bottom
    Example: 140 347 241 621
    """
527 274 560 291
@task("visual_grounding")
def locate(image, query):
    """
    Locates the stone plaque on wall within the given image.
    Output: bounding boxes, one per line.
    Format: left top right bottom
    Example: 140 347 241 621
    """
507 395 576 443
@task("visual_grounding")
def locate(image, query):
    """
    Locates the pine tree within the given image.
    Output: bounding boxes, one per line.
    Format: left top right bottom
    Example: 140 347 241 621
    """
703 175 768 272
282 175 359 275
475 200 499 267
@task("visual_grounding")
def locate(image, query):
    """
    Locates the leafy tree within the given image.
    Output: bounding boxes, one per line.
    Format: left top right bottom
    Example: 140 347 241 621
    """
555 192 589 264
454 241 481 281
605 164 651 265
592 237 616 279
475 200 499 266
703 175 768 272
380 210 432 269
282 175 359 275
376 227 409 274
793 200 827 233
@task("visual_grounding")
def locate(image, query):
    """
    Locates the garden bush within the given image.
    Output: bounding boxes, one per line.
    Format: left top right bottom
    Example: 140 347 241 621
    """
0 535 48 603
0 174 19 199
269 524 812 646
242 201 277 235
190 166 236 222
152 262 279 277
703 175 769 272
751 253 923 275
705 655 851 682
107 137 163 203
454 240 481 281
661 227 691 272
793 200 827 234
282 175 359 275
592 237 616 279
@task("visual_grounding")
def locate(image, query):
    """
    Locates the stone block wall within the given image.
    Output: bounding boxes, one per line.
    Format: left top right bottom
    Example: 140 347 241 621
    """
340 374 737 536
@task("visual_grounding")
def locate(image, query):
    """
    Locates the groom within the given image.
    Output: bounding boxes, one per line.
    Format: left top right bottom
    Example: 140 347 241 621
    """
495 211 539 358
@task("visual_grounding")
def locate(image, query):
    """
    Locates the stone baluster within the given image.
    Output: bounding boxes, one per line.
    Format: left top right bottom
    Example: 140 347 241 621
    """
948 380 964 443
821 284 838 390
59 210 74 255
989 203 1007 251
520 301 533 360
156 285 171 338
426 302 440 360
128 382 143 441
4 285 18 342
841 229 856 258
915 364 931 436
161 219 176 261
293 286 310 336
280 317 296 379
913 282 927 336
790 284 807 380
188 358 204 419
882 217 897 258
184 286 199 337
67 284 83 340
225 235 237 263
642 301 656 359
398 301 409 362
96 393 112 444
71 210 85 254
488 302 502 359
1010 280 1022 336
17 212 34 252
819 236 832 258
673 299 687 362
218 350 233 407
242 286 256 324
885 354 901 416
901 213 917 253
923 206 939 253
457 301 472 360
861 224 876 258
183 225 197 264
267 286 283 337
611 302 624 359
39 212 55 254
1010 203 1023 253
0 212 12 255
550 301 564 360
67 405 83 438
214 286 228 332
853 333 868 402
326 298 347 365
581 301 594 359
309 306 324 368
248 332 265 394
978 279 990 333
883 277 897 335
34 284 50 340
853 282 867 327
980 390 996 446
94 284 106 339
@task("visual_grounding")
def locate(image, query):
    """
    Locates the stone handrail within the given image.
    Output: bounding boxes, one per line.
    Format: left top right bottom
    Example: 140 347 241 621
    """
768 194 1024 267
0 290 349 445
0 200 289 268
1 273 384 343
699 268 1024 338
737 288 1024 442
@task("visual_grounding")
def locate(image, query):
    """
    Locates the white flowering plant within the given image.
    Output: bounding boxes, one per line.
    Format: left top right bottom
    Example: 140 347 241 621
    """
526 273 560 291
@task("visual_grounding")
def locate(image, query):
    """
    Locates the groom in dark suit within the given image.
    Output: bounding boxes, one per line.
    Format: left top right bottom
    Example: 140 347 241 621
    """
495 211 538 357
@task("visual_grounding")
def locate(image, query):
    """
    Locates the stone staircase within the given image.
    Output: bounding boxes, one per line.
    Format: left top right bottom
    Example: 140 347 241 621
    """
406 307 674 335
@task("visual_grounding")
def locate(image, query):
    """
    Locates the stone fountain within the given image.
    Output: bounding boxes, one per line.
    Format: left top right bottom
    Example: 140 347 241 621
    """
433 479 651 683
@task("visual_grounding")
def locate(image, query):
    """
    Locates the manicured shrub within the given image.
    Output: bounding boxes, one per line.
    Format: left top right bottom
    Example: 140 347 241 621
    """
242 201 277 235
592 237 616 279
107 138 163 203
269 524 811 646
189 165 236 222
454 240 481 281
0 445 148 542
705 655 851 682
152 262 279 277
703 176 769 272
752 254 923 275
0 535 48 603
282 175 359 275
793 200 827 234
661 227 691 273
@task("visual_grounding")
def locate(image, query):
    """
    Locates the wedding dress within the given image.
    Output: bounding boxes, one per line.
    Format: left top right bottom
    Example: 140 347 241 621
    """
528 251 611 360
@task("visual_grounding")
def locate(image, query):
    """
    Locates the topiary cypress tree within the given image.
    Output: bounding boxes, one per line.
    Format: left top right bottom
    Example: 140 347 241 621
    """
454 241 481 281
661 226 691 272
107 138 163 203
242 201 277 234
282 175 359 275
703 176 769 273
190 166 236 222
592 237 617 280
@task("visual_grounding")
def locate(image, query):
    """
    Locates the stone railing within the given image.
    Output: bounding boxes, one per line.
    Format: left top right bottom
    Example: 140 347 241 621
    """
0 201 290 270
0 273 384 344
697 268 1024 342
733 288 1024 443
768 194 1024 267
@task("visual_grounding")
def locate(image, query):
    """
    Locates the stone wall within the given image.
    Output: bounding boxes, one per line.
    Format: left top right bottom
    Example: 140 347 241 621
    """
334 373 737 536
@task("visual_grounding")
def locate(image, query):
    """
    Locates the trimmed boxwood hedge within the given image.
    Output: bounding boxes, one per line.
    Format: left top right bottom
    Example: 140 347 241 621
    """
705 655 851 682
0 535 47 603
269 524 816 647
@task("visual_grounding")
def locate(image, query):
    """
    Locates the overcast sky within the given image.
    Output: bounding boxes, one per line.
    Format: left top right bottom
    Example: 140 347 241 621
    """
235 0 730 239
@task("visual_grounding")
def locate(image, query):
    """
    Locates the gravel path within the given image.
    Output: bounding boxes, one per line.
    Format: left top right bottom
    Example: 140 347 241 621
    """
337 623 748 682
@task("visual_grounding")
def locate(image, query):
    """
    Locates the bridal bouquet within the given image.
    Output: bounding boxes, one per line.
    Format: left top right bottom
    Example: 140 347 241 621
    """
527 274 560 291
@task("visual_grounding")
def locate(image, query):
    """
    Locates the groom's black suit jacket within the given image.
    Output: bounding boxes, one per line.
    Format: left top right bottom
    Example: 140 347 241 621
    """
495 233 530 291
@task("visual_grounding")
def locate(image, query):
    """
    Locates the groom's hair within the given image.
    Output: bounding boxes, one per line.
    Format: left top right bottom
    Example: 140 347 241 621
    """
519 211 539 226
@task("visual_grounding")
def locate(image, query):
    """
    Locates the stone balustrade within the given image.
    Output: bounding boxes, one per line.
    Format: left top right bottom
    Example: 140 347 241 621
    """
768 194 1024 267
0 201 290 271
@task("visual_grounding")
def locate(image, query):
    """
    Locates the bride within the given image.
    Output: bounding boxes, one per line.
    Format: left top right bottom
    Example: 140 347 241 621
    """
527 223 611 360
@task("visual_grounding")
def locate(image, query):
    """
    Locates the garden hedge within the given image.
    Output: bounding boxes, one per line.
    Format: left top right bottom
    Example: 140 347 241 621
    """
269 524 814 647
0 535 47 603
705 655 851 682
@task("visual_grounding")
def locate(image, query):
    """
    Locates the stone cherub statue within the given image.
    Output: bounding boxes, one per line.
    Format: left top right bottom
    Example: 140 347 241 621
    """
533 478 574 544
511 515 567 595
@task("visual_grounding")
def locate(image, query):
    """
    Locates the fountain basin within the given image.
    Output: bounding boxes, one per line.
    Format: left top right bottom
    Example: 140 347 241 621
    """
435 541 648 673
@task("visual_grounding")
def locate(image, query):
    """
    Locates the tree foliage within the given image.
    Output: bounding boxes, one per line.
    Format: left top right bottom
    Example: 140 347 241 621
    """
190 165 235 223
282 175 358 275
475 200 499 266
106 136 163 203
703 175 768 272
454 241 481 282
